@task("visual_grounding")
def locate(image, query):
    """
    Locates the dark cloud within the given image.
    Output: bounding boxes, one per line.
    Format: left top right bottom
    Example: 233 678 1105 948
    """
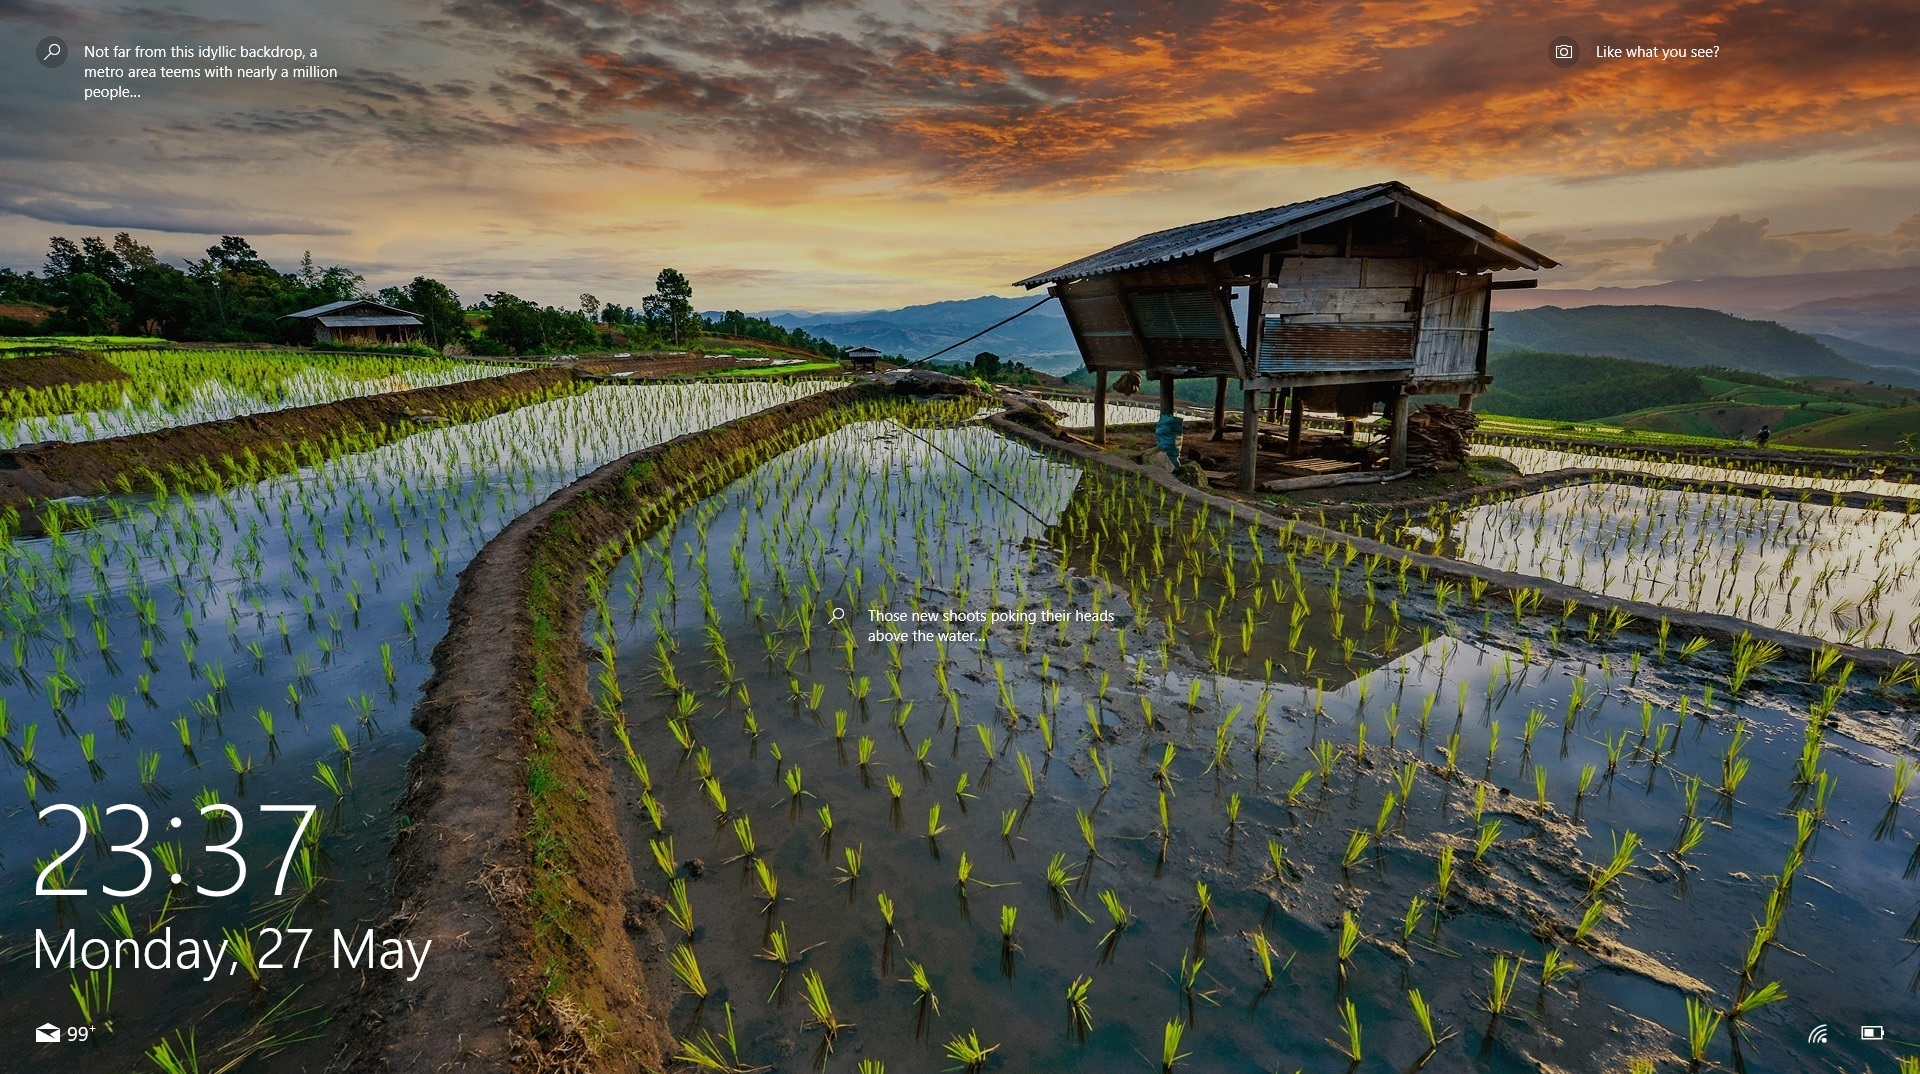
0 177 348 235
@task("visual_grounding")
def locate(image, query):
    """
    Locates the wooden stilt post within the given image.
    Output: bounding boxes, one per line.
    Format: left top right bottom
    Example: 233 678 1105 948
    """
1240 384 1259 492
1389 392 1413 473
1288 392 1304 456
1457 392 1475 411
1093 370 1108 445
1159 375 1176 417
1211 376 1228 441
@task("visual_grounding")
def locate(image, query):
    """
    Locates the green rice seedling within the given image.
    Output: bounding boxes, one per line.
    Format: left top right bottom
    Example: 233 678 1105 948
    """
753 859 779 913
945 1030 998 1073
1408 987 1454 1052
1573 900 1606 944
147 1028 200 1074
1673 819 1707 861
1473 821 1501 864
903 959 939 1014
1486 953 1520 1017
1402 895 1428 942
1436 846 1456 903
670 944 708 998
1588 830 1641 898
69 966 113 1025
1284 769 1314 806
1077 809 1098 856
1192 880 1214 927
1088 746 1110 789
1540 946 1575 989
1534 767 1548 807
999 904 1019 949
1685 996 1721 1069
1098 890 1131 946
1016 751 1035 798
1159 1019 1189 1073
1342 829 1371 874
1731 980 1786 1021
665 878 695 936
1330 997 1362 1063
313 761 344 797
1893 759 1915 806
1337 910 1361 969
1678 635 1710 662
802 969 847 1044
837 844 864 884
1066 975 1094 1033
928 804 947 839
650 836 676 877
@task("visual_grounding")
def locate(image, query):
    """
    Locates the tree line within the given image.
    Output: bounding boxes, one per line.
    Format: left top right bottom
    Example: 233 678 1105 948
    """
0 233 845 359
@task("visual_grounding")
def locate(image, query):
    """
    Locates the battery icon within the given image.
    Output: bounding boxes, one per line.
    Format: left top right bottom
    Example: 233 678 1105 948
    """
1862 1026 1886 1041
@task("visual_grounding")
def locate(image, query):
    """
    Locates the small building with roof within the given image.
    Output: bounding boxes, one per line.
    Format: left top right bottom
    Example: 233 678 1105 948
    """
1015 181 1556 487
284 300 423 346
844 345 884 372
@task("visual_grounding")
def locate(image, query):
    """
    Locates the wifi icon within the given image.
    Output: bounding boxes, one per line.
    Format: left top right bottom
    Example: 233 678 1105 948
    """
1807 1024 1830 1044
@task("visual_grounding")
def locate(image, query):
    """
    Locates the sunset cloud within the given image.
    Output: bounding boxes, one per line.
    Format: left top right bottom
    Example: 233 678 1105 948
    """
0 0 1914 307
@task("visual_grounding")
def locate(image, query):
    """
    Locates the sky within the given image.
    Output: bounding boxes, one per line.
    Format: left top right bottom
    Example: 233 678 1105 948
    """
2 0 1917 312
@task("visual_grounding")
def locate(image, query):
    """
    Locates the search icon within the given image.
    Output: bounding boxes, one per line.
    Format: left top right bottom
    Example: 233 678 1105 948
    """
39 36 69 68
828 607 846 624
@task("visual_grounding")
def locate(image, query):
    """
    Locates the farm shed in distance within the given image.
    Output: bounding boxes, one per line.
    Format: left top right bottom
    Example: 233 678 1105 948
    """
284 300 423 346
844 345 884 372
1016 181 1557 488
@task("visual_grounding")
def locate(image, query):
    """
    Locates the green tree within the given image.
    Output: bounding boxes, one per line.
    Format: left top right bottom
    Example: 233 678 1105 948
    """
55 272 130 333
402 277 468 350
972 351 1003 378
643 268 697 346
483 292 545 354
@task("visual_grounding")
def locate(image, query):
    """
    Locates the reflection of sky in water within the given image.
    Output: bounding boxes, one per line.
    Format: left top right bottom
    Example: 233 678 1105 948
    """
1048 399 1165 428
4 363 516 448
604 424 1920 1074
1477 444 1918 499
1432 481 1920 650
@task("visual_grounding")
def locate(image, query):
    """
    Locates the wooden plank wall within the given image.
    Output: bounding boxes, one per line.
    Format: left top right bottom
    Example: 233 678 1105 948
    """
1412 272 1490 380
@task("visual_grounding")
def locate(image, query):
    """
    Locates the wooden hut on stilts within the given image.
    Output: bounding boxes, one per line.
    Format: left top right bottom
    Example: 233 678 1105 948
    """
1015 182 1557 489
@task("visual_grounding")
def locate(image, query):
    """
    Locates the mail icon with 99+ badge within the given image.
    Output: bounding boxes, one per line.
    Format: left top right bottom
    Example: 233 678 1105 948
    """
36 1023 62 1043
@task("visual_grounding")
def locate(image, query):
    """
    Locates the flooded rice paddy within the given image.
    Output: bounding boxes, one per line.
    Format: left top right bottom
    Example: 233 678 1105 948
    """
2 349 518 448
1401 481 1920 652
0 380 835 1069
595 421 1920 1073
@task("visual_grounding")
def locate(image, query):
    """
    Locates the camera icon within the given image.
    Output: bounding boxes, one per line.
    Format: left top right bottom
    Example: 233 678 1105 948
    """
1550 36 1579 68
1554 44 1574 60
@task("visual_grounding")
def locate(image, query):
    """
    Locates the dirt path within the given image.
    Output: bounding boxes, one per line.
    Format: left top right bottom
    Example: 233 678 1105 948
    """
338 379 971 1073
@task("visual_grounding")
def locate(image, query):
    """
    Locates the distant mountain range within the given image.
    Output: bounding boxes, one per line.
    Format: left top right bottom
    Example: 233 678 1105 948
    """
710 296 1081 374
1488 305 1919 386
1494 265 1920 357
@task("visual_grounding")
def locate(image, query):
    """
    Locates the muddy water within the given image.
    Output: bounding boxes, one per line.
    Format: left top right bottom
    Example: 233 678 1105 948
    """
1404 481 1920 652
0 380 835 1071
605 422 1920 1073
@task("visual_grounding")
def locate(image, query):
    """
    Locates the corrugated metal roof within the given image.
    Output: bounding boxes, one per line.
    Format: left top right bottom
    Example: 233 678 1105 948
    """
286 299 415 319
1014 182 1554 287
317 315 421 327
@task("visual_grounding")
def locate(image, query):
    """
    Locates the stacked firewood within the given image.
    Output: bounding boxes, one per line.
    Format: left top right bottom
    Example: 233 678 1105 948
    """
1405 405 1479 470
